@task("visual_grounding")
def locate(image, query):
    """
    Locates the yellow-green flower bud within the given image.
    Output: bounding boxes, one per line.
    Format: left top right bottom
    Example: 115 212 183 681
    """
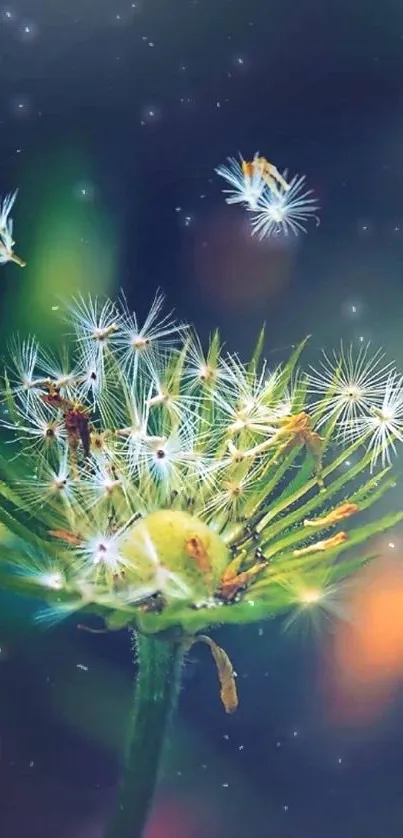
120 509 229 603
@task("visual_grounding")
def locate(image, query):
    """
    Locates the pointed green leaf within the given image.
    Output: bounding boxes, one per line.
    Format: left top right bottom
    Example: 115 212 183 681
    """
247 325 265 373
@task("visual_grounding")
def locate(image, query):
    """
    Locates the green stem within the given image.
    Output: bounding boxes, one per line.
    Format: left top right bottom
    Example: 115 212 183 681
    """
104 633 184 838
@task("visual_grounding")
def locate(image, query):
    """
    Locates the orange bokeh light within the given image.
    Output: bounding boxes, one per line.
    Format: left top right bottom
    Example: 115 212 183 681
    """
326 555 403 724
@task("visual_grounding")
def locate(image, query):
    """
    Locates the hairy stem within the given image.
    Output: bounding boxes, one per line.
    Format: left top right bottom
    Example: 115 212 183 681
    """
104 633 184 838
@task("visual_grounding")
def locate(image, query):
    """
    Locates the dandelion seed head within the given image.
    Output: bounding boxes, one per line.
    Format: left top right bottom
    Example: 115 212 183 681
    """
2 293 403 627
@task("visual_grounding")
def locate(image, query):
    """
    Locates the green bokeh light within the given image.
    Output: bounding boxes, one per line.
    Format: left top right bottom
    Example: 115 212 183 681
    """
0 142 119 344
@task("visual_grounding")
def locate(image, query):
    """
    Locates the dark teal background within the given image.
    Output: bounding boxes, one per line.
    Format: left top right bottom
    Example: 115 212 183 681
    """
1 1 403 836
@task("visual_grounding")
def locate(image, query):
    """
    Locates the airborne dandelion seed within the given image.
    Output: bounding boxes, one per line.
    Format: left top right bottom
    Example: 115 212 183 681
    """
0 189 25 267
215 153 266 210
249 173 320 238
216 152 319 237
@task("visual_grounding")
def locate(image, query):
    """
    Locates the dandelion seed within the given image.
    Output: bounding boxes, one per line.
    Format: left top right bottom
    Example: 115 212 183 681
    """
139 432 193 491
41 571 64 590
185 334 233 393
215 153 266 210
69 296 120 348
145 356 198 424
2 399 66 452
249 173 319 239
345 372 403 469
116 292 187 379
75 347 103 397
78 460 124 508
115 394 150 475
0 190 17 232
14 552 67 592
36 346 78 398
213 355 281 438
307 342 394 435
0 217 26 267
0 190 25 268
6 335 43 407
204 466 262 520
74 529 127 588
17 452 75 509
